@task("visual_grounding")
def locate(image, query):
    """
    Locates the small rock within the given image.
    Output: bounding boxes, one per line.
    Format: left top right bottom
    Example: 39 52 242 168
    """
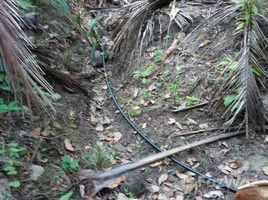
117 193 128 200
203 190 224 199
96 124 104 131
91 115 99 125
92 50 103 68
205 62 212 67
29 165 45 181
199 123 208 129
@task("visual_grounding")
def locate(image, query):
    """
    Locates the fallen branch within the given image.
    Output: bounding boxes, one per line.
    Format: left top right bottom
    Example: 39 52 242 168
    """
78 131 244 196
172 127 240 136
170 101 209 112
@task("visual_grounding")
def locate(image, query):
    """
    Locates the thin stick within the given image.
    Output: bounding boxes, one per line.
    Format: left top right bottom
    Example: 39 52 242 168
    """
173 128 226 136
31 137 43 163
78 131 244 181
170 101 209 112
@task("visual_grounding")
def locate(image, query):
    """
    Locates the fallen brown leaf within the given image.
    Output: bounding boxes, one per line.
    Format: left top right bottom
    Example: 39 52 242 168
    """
29 128 41 139
163 158 171 165
158 173 168 185
150 161 163 167
52 121 61 129
105 175 126 189
113 132 122 142
229 160 240 169
64 139 74 151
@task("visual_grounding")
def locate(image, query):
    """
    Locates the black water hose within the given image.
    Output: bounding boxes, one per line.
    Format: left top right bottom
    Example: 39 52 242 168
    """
100 50 237 193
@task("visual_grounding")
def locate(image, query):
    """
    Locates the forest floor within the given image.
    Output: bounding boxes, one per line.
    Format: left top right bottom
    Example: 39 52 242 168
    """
1 1 268 200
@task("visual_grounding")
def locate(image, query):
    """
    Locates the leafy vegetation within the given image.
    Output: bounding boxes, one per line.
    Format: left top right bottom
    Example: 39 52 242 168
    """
128 106 142 117
83 143 113 170
0 99 22 114
123 187 136 198
59 191 73 200
153 49 162 63
142 89 155 98
1 141 26 187
186 96 200 106
166 75 181 103
133 65 154 84
60 154 80 171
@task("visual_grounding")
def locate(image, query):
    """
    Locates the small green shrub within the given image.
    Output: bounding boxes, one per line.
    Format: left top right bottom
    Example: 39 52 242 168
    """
83 143 113 170
60 154 79 171
1 141 26 187
186 96 200 105
142 89 154 98
128 106 141 117
132 65 154 84
153 49 162 63
0 99 22 114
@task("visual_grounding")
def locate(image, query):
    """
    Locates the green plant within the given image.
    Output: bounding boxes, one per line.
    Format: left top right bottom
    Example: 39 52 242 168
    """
174 94 182 104
216 55 261 76
224 93 240 110
0 71 11 91
38 87 62 103
3 141 26 162
167 83 178 92
186 96 200 105
128 106 142 117
153 49 162 63
166 75 181 103
235 0 260 31
59 191 73 200
60 154 79 171
83 143 113 170
8 181 20 188
0 98 22 114
215 56 238 71
164 35 172 40
123 187 136 198
15 0 34 10
132 65 154 84
1 141 26 187
142 89 154 98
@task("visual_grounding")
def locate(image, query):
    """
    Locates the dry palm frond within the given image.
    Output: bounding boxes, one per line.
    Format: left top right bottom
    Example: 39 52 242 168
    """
0 1 54 113
163 1 193 31
112 0 194 64
212 21 268 136
180 5 241 51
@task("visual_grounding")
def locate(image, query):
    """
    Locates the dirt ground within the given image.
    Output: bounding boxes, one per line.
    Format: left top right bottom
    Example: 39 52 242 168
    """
1 1 268 200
